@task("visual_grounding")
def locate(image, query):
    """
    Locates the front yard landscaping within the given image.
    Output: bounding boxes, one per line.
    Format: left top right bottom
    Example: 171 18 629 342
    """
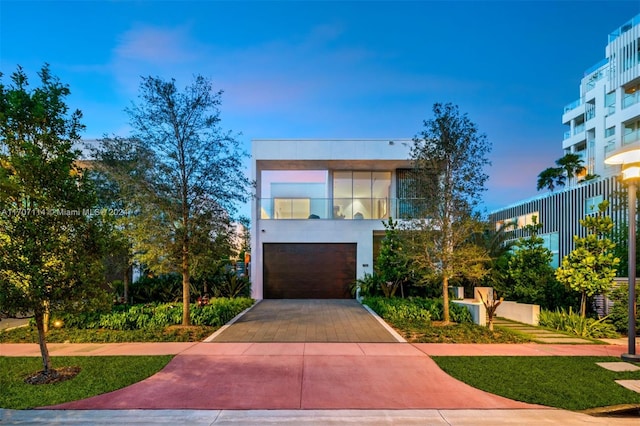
433 356 640 411
363 296 532 343
0 356 172 409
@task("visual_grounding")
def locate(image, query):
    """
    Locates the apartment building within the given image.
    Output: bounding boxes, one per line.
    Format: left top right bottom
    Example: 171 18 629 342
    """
250 139 413 299
490 14 640 265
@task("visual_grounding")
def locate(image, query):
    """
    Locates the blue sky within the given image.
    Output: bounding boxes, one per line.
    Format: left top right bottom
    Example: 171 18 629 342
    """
1 1 639 215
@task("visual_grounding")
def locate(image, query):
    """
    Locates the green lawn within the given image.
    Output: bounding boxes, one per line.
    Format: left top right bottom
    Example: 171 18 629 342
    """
432 356 640 411
0 325 216 343
0 356 172 409
386 318 532 343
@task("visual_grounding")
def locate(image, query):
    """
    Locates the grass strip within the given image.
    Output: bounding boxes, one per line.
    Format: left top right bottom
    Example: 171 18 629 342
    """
432 356 640 410
0 325 216 343
0 355 172 409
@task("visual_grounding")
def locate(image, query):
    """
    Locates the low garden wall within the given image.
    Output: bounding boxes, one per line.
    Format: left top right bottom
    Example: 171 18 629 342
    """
452 300 486 326
453 293 540 327
495 301 540 326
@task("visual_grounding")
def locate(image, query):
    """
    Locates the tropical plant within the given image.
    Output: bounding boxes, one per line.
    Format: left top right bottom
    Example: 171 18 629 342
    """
350 273 381 298
478 291 503 331
536 153 586 192
538 307 618 338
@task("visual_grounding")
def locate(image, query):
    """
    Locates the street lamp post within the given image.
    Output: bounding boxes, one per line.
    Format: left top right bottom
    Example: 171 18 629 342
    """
605 148 640 363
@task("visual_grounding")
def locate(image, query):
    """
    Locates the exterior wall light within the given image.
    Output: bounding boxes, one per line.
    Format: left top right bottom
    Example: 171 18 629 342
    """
605 146 640 363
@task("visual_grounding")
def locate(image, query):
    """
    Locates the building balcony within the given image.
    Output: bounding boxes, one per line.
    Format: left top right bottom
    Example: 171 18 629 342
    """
258 197 428 220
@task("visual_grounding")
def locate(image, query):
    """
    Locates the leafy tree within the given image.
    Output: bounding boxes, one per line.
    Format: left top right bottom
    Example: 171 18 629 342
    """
87 136 152 303
536 153 586 192
99 75 251 325
405 103 491 323
375 217 409 297
556 201 620 317
0 65 110 374
505 220 556 306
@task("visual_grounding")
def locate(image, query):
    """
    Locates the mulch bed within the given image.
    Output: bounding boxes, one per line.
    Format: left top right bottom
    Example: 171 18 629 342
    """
24 366 81 385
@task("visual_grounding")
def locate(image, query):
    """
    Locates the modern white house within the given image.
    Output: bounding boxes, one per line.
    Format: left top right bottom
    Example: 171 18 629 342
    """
250 139 414 299
490 13 640 265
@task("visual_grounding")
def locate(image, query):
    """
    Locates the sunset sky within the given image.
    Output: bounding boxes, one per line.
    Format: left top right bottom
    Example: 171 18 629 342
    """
2 1 639 215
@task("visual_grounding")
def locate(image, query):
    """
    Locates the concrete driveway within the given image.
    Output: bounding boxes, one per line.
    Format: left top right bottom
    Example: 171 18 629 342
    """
210 299 402 343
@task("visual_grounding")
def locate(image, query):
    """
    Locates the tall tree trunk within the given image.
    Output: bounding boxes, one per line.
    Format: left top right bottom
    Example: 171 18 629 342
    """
442 275 450 324
182 240 191 326
580 291 587 318
123 263 131 304
34 311 52 373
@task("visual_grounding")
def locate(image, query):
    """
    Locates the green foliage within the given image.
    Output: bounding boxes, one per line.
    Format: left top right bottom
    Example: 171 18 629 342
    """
607 284 640 333
127 273 185 303
0 324 215 343
375 217 409 297
556 201 620 317
363 296 473 324
94 75 252 326
433 356 640 411
539 307 619 339
536 153 585 192
351 273 382 298
505 220 557 306
208 267 251 298
407 103 491 323
0 356 173 409
0 65 111 372
50 298 253 331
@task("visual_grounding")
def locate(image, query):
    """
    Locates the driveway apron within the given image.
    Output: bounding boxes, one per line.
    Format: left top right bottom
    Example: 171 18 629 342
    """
211 299 400 343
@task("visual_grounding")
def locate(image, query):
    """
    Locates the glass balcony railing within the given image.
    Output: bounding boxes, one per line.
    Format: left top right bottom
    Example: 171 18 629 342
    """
258 198 430 220
574 123 585 135
563 99 583 113
623 130 640 145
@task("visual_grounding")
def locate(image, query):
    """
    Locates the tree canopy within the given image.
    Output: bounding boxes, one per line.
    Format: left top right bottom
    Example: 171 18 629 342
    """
555 200 619 317
405 103 491 323
0 65 110 373
94 75 251 325
537 153 587 192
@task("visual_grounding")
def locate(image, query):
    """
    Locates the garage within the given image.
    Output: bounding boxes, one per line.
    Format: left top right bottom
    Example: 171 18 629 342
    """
263 243 356 299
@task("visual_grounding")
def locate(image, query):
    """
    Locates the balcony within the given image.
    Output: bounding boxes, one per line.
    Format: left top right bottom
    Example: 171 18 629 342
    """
563 99 583 114
258 198 428 220
623 130 640 145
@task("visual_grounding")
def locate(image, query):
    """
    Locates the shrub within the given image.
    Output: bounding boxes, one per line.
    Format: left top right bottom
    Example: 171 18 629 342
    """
210 270 251 298
608 284 640 334
53 298 254 331
127 274 185 303
363 296 472 324
351 273 382 298
539 307 619 339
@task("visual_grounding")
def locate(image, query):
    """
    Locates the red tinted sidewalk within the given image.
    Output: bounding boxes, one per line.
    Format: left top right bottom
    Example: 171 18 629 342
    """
0 341 629 411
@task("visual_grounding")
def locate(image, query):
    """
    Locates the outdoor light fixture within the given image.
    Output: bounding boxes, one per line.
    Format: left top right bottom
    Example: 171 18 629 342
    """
605 146 640 363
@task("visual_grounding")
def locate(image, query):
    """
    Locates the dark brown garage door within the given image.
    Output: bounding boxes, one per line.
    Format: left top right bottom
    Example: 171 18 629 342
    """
263 243 356 299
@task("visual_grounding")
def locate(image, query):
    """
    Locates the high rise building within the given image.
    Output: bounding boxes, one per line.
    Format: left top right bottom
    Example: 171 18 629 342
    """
491 14 640 266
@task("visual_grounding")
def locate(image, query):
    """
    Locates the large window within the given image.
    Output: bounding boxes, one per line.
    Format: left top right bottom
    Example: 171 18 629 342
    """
260 170 328 219
333 171 390 219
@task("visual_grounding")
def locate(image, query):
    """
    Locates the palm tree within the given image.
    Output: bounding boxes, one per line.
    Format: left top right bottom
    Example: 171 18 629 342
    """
555 153 586 180
536 167 566 191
